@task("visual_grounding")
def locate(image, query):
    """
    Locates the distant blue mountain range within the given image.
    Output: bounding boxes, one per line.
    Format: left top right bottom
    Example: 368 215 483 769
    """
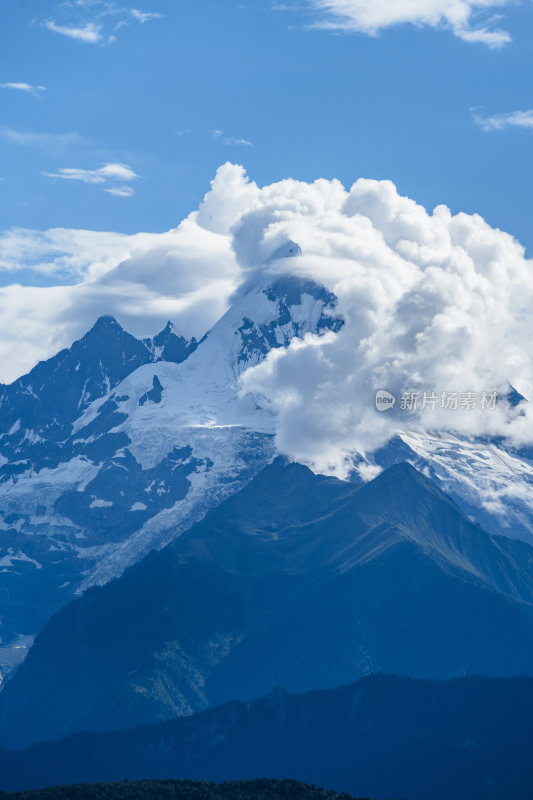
2 672 533 800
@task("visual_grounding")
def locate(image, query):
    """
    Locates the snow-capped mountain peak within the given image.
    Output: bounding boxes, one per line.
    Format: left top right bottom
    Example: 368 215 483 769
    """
0 271 344 683
198 274 343 378
143 321 198 364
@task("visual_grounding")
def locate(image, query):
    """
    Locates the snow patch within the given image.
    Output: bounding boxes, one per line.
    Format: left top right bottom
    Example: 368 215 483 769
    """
0 549 42 570
89 498 114 509
7 419 20 436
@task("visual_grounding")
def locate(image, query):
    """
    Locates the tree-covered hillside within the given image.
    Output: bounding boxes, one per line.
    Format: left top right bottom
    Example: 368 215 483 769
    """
0 778 374 800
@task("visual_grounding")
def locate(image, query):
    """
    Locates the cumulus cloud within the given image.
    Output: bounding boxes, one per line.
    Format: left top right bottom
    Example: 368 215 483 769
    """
472 107 533 131
3 163 533 476
218 168 533 473
306 0 514 47
0 82 46 97
42 162 140 195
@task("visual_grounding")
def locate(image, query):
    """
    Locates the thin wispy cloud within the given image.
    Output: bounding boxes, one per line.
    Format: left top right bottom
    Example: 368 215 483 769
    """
457 26 511 47
43 2 163 44
130 9 163 23
212 130 254 147
42 162 140 196
42 163 139 183
0 82 47 98
299 0 515 48
2 128 86 155
225 137 254 147
105 185 135 197
472 108 533 131
45 19 103 42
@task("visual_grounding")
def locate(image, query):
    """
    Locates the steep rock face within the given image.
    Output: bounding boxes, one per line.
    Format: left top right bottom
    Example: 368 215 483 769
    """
0 276 343 681
0 317 150 471
0 316 197 475
3 460 533 748
143 321 198 365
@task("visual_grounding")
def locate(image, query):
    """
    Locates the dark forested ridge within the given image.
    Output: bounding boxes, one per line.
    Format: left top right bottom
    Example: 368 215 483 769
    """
0 779 373 800
1 674 533 800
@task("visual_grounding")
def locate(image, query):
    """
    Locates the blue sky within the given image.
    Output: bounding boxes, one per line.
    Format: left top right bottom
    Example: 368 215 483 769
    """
1 0 533 247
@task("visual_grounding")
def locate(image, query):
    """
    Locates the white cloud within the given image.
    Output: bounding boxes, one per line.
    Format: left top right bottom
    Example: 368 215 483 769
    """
472 107 533 131
0 82 46 97
104 185 135 197
4 163 533 475
130 9 164 23
43 163 139 184
42 162 140 196
0 209 240 382
456 25 511 46
224 137 254 147
0 228 136 284
212 130 254 147
44 20 103 42
306 0 515 47
42 3 163 44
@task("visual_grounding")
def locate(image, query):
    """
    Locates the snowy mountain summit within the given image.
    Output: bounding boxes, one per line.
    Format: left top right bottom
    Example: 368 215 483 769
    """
0 267 342 682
